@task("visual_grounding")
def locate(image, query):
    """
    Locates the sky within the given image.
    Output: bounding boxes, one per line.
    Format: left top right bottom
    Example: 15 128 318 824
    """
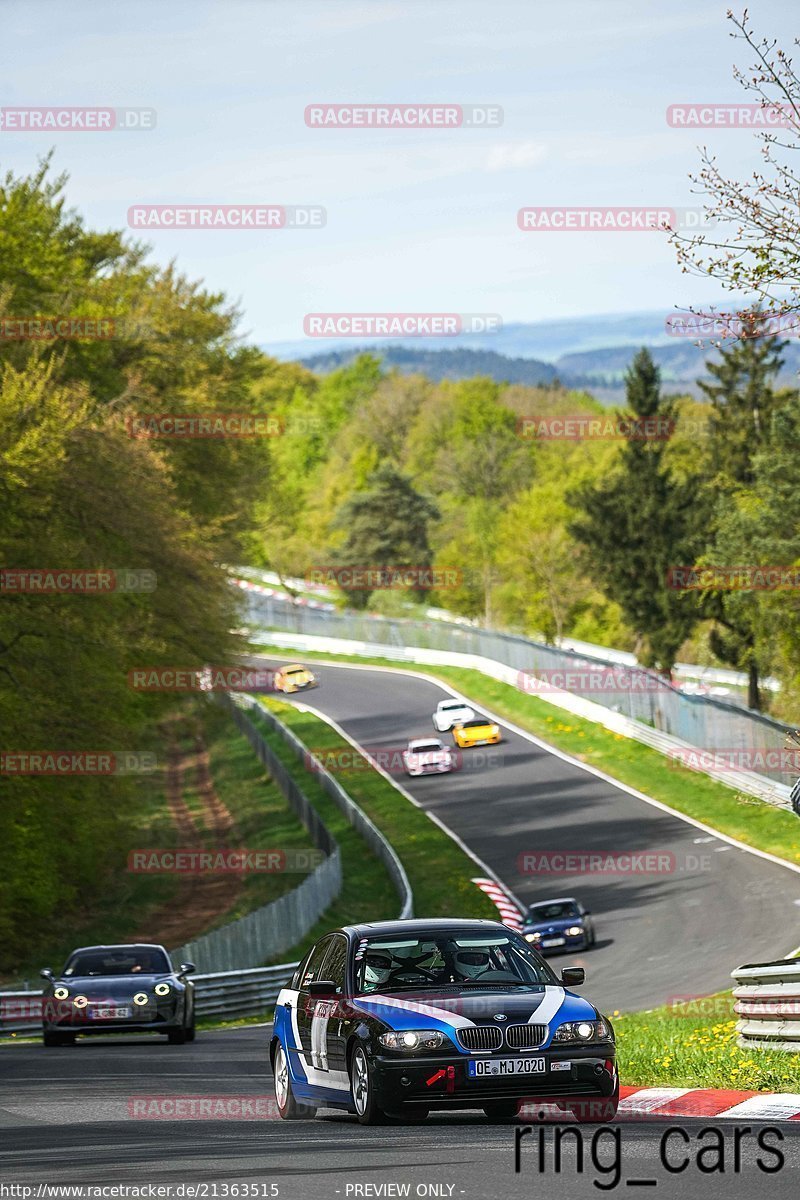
0 0 797 348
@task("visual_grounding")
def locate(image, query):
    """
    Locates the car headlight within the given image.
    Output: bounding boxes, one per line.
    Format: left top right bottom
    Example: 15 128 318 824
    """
565 926 584 937
54 986 69 1000
379 1029 446 1051
133 992 149 1007
154 982 171 997
525 932 542 943
552 1019 610 1043
73 995 88 1008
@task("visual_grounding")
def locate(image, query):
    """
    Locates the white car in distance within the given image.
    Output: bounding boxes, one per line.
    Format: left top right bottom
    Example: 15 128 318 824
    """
402 738 455 777
432 698 476 732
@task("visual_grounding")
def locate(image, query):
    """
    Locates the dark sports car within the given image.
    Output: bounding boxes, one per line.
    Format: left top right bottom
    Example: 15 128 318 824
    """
271 918 617 1124
522 897 596 954
40 943 196 1046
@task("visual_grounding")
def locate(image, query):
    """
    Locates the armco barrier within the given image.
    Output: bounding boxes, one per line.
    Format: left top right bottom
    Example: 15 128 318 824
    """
240 586 795 787
0 963 299 1037
247 628 793 811
732 959 800 1052
170 694 413 971
168 696 342 973
233 693 413 921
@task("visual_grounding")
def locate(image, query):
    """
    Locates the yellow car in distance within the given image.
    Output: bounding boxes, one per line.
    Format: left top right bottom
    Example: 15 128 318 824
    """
274 664 318 694
451 717 502 749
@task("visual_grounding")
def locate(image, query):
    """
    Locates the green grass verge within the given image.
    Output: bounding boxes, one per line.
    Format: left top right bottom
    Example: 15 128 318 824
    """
614 993 800 1091
249 642 800 868
250 697 498 965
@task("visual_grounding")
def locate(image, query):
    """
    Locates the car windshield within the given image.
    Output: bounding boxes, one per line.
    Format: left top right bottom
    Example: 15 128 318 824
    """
440 702 464 711
527 902 580 921
286 667 306 675
354 932 556 993
62 948 171 976
410 742 443 754
461 719 489 729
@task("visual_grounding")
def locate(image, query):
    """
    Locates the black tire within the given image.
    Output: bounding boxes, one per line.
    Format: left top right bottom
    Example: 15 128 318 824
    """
185 1020 196 1042
167 1026 187 1044
483 1100 521 1123
273 1042 316 1120
349 1044 389 1126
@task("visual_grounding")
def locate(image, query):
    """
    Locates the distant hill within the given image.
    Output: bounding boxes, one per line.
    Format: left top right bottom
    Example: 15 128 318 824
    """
263 306 800 401
298 345 562 387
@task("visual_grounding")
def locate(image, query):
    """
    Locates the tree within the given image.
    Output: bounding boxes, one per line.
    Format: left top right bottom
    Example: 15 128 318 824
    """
670 10 800 315
693 329 787 708
569 349 703 673
331 464 439 609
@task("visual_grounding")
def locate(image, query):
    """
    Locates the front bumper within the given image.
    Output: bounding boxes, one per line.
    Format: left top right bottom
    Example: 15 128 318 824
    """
42 1000 184 1034
524 932 589 954
371 1046 616 1109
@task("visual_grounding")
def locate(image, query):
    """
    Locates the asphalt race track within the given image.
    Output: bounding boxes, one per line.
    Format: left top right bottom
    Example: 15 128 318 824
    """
2 1027 800 1199
5 659 800 1197
254 657 800 1012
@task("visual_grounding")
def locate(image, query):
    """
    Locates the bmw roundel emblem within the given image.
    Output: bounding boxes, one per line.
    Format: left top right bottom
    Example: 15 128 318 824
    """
493 1013 508 1021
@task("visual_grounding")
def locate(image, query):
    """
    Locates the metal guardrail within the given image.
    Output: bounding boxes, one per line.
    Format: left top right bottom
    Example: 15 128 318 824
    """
235 693 413 921
168 696 343 973
249 627 793 811
0 696 413 1030
0 963 300 1037
242 588 795 784
732 959 800 1052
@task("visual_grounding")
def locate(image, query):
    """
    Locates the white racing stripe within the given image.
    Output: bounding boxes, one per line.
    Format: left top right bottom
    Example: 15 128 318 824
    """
529 986 565 1026
276 987 350 1092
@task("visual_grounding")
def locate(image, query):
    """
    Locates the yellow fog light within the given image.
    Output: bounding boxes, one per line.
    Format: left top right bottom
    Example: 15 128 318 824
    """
133 992 149 1006
73 995 88 1008
154 983 171 997
54 986 69 1000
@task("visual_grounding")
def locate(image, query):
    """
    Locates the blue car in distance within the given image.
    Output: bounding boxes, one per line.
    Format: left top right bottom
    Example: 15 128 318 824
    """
522 898 596 954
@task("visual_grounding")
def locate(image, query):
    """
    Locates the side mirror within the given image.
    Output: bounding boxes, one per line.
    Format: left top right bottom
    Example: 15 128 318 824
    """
308 980 338 997
40 968 54 981
561 967 585 987
179 962 196 975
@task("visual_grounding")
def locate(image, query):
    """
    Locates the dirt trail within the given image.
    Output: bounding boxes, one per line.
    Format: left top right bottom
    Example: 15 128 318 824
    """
131 718 245 951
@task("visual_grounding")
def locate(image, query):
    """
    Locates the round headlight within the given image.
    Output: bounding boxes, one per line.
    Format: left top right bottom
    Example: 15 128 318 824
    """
133 992 149 1006
73 995 88 1008
566 926 583 937
154 982 171 997
54 986 69 1000
401 1031 419 1048
576 1021 594 1039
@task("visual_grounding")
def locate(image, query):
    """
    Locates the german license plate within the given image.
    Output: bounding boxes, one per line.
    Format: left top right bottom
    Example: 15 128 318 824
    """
88 1006 132 1019
542 937 565 947
468 1057 545 1077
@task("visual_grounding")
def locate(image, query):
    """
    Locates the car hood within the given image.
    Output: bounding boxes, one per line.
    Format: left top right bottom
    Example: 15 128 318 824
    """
351 985 596 1029
50 974 179 997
